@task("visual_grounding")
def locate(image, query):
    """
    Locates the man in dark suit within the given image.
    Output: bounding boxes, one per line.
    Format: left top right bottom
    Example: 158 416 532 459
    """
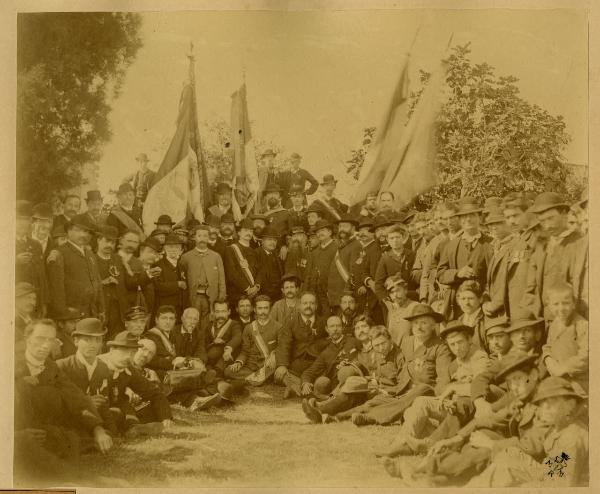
436 197 494 320
275 291 329 389
52 194 81 230
224 218 260 306
374 224 415 300
56 318 117 435
304 219 338 316
200 300 243 375
106 182 144 239
47 214 105 320
144 305 181 380
31 202 56 262
170 307 206 364
287 184 309 230
155 233 187 321
310 174 348 223
16 200 48 316
255 225 284 301
279 152 319 208
206 182 234 223
52 307 85 360
354 219 383 322
262 184 292 239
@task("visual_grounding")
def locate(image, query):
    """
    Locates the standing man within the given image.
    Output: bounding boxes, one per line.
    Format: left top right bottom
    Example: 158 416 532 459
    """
287 184 309 230
262 184 291 238
436 197 493 321
223 218 260 307
179 225 227 324
123 153 155 209
374 224 415 301
311 174 348 223
285 152 319 206
84 190 105 230
328 214 362 314
106 183 144 239
284 225 310 282
304 219 338 316
378 191 400 220
155 233 187 321
206 183 234 223
53 194 81 230
354 218 383 321
255 226 284 301
47 214 105 320
31 203 55 262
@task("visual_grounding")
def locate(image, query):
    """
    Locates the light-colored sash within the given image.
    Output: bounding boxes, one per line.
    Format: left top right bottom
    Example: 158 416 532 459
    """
231 244 255 285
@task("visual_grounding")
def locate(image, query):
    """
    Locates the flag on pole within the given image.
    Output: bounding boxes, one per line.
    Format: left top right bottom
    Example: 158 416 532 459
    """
379 61 446 209
142 82 206 234
230 83 260 219
349 55 410 206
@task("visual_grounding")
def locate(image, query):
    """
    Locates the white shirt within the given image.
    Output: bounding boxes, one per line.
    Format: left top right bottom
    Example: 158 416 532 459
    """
25 351 46 377
462 308 482 327
76 351 98 381
320 239 333 249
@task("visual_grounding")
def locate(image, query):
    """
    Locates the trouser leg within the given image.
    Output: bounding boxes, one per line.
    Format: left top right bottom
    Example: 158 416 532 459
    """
367 384 434 425
400 396 448 439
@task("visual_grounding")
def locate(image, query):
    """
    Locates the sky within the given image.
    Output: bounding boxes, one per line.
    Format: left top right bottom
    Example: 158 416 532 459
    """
96 9 588 197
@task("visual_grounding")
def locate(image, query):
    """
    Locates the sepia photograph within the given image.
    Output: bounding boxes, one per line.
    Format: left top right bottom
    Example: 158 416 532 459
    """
9 2 591 490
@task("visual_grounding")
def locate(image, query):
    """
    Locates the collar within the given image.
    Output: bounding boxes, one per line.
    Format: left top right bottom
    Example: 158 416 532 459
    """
240 317 252 324
76 351 98 371
263 248 273 256
256 318 271 327
320 239 334 249
25 351 46 370
461 231 482 244
462 308 482 326
68 240 86 256
292 206 305 212
360 239 375 248
331 335 345 345
301 315 316 326
195 247 209 255
99 354 132 378
181 324 195 335
165 257 178 266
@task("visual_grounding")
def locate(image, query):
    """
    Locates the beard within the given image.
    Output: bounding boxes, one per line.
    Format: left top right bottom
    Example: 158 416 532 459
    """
267 198 280 209
342 308 355 318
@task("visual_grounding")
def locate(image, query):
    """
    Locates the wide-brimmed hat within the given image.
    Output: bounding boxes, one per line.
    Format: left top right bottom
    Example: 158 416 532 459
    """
96 225 119 241
249 213 268 223
496 351 539 382
453 197 483 217
357 218 375 232
485 316 510 336
217 381 235 402
107 331 142 349
384 274 407 292
502 193 529 212
404 303 445 323
289 183 305 195
262 183 282 195
506 308 544 333
72 317 107 337
483 197 503 214
164 233 185 245
54 307 86 321
402 210 418 224
86 190 103 202
136 153 149 163
439 320 474 339
32 202 53 221
215 182 232 195
52 225 67 239
237 218 254 231
221 213 235 225
16 200 33 219
306 203 323 215
313 219 333 232
140 236 163 252
531 376 587 403
15 282 37 298
529 192 570 214
336 213 359 227
289 224 306 235
261 148 277 158
68 213 97 232
340 376 369 394
155 214 175 226
373 215 395 230
125 306 148 321
259 225 280 239
320 174 337 186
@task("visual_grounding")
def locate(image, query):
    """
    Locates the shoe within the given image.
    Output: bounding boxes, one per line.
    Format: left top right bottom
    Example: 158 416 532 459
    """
351 412 376 426
375 437 413 458
125 421 164 439
322 413 338 424
302 398 323 424
383 457 403 478
283 386 293 399
189 393 222 412
405 435 432 454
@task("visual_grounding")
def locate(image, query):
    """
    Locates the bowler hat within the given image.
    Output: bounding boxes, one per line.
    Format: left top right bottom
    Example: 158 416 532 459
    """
373 215 395 230
336 213 359 227
313 376 332 401
16 200 33 219
117 183 134 195
262 183 282 195
532 376 587 403
217 381 235 402
32 203 53 221
140 236 163 252
404 303 445 323
261 149 277 158
529 192 570 214
97 225 119 241
306 203 323 215
290 224 306 234
358 219 375 232
506 308 544 333
52 225 66 239
191 224 210 233
215 182 232 195
205 216 220 228
237 218 254 231
453 197 483 217
86 190 103 202
107 331 141 349
54 307 85 321
340 376 369 394
15 282 36 298
439 320 474 339
250 213 268 222
485 316 510 336
72 317 107 337
281 272 301 286
164 233 185 245
221 213 235 224
68 214 97 232
320 174 338 186
259 225 280 239
125 306 148 321
384 274 407 292
290 152 302 160
496 351 539 382
187 218 201 229
313 219 333 232
484 209 506 225
289 183 305 195
155 214 175 226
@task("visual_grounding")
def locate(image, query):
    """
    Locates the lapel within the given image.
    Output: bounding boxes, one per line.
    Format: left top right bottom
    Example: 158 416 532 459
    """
66 241 86 259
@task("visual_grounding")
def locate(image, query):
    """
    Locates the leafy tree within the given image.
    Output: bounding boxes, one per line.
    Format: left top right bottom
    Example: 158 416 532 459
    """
348 43 581 207
17 13 143 202
344 126 376 180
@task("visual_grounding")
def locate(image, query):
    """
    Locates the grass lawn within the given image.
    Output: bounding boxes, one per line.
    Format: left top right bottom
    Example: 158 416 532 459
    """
72 384 416 488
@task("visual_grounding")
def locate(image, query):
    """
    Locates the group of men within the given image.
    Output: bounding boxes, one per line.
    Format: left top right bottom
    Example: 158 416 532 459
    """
14 149 589 487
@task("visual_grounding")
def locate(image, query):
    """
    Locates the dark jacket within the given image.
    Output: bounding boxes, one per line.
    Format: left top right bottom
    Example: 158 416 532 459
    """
144 327 177 379
374 248 415 300
155 257 186 316
223 242 258 304
328 237 362 306
255 247 284 301
16 236 49 315
170 323 206 360
301 335 361 383
276 313 329 368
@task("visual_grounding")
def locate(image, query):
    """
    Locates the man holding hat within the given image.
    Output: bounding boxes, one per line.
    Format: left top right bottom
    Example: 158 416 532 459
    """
179 224 226 321
16 200 48 315
94 225 129 338
436 196 493 320
99 330 173 433
106 182 144 239
224 218 260 307
47 213 105 320
56 318 118 436
374 223 415 301
84 190 105 229
523 191 586 319
206 182 234 223
255 225 284 301
310 174 348 224
155 233 187 320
